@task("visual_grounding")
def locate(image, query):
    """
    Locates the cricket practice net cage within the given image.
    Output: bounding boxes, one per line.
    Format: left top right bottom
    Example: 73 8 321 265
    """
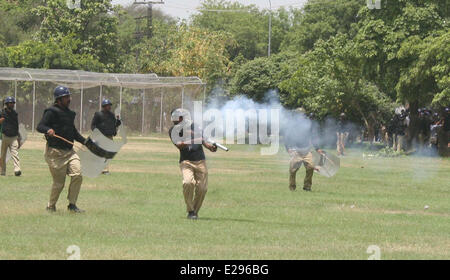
0 68 206 135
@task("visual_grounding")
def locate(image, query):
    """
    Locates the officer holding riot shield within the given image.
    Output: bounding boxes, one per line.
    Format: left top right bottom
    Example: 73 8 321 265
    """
37 86 87 213
284 115 324 192
91 99 121 175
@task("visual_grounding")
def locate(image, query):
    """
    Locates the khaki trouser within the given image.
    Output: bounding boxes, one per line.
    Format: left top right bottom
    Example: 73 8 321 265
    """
337 132 346 155
288 150 315 190
395 135 404 152
102 135 113 173
392 133 397 150
180 160 208 214
0 134 21 175
45 146 82 207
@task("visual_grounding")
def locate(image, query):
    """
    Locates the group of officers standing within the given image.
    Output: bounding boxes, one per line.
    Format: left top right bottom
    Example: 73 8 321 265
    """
0 86 121 213
382 107 449 154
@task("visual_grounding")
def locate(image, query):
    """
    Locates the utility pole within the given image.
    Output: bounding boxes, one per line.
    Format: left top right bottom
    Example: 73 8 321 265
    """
133 1 164 39
133 1 164 69
268 0 272 57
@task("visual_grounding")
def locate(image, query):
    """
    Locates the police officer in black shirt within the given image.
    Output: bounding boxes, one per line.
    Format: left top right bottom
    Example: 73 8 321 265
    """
169 108 216 220
91 99 121 138
37 86 87 213
0 96 22 176
91 99 121 174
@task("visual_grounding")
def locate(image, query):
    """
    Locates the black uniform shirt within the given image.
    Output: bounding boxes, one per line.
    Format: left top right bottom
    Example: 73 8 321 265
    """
37 104 86 150
169 122 206 163
0 108 19 137
91 110 121 137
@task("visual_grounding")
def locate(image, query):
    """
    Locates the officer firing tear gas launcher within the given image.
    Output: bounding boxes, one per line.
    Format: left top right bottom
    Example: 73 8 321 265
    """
169 108 229 220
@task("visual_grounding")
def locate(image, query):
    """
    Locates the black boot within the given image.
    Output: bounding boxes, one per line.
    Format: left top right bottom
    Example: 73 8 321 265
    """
187 211 198 220
15 171 22 177
68 204 85 213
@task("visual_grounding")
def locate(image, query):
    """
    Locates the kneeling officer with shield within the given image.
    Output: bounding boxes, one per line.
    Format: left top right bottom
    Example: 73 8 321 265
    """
37 86 87 213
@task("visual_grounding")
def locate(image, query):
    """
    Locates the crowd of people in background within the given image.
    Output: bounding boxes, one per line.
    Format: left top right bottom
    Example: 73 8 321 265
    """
312 106 449 157
380 107 449 154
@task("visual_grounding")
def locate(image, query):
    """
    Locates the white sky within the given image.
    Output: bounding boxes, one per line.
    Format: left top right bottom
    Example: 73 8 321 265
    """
112 0 308 19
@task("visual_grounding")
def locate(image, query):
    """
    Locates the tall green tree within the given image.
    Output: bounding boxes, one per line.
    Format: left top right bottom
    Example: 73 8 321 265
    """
355 0 448 144
279 34 395 139
0 0 43 46
34 0 120 71
134 24 235 87
397 30 450 107
5 35 104 70
230 52 296 101
355 0 448 102
281 0 363 53
192 0 290 60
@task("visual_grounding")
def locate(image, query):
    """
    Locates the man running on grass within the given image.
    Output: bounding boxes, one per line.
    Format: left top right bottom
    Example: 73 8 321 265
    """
37 86 87 213
283 113 323 192
169 108 216 220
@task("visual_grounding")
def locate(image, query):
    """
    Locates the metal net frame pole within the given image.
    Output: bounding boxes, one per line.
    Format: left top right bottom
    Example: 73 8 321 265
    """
203 84 206 102
203 84 207 112
119 85 122 111
14 80 17 110
80 84 84 133
32 81 36 133
142 89 145 135
159 87 163 133
99 84 103 111
181 85 184 109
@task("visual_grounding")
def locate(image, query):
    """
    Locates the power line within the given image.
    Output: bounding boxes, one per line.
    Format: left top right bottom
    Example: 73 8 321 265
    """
133 1 165 39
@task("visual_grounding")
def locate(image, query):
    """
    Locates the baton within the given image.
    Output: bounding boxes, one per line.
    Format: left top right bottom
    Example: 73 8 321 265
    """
52 134 116 159
54 134 74 145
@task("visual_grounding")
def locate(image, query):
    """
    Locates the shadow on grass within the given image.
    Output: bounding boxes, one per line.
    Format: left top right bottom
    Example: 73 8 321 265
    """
199 217 257 223
198 216 304 228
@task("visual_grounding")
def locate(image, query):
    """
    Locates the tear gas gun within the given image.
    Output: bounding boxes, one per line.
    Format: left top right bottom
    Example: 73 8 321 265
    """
207 139 229 152
180 137 229 152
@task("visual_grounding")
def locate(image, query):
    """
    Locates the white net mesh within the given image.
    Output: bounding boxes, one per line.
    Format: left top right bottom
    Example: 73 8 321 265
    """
0 68 206 135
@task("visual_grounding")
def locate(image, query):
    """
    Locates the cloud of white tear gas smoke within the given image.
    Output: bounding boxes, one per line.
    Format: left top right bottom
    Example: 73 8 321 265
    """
198 89 347 155
171 88 365 156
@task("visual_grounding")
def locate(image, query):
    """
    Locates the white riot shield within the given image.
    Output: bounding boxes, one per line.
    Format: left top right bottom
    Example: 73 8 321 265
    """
77 123 127 178
312 151 340 177
18 124 27 147
0 124 27 163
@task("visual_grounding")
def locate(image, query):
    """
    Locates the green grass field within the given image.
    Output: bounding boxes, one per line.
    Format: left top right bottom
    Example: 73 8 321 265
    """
0 135 449 260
